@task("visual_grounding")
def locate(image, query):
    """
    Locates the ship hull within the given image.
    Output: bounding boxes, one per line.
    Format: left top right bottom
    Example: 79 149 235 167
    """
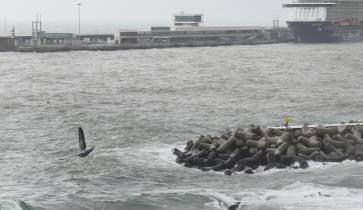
287 21 363 43
287 21 340 42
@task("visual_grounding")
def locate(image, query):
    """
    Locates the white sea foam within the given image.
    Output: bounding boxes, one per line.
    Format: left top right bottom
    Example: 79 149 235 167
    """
102 181 363 210
203 191 243 210
131 188 241 210
227 182 363 210
247 160 363 176
152 182 363 210
94 143 182 169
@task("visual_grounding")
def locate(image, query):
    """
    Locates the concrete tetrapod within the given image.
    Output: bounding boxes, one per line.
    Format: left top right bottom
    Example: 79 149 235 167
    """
172 122 363 175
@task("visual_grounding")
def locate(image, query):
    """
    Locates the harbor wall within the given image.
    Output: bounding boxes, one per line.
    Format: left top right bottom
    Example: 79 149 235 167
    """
13 28 293 53
0 37 15 51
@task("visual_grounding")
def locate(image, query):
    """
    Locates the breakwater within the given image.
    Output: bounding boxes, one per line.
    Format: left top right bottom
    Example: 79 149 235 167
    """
172 122 363 175
15 39 281 53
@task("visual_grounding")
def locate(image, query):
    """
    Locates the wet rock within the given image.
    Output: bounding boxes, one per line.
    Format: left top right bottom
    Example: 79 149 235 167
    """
172 148 183 158
244 168 254 174
275 142 290 155
218 154 231 160
234 130 246 140
228 202 241 210
221 128 234 140
232 163 246 172
298 136 321 148
317 125 339 137
338 125 352 136
354 144 363 161
286 145 297 156
200 167 212 172
299 160 309 169
267 152 276 165
274 163 287 169
173 122 363 174
217 136 237 153
184 162 193 168
207 151 218 160
264 164 275 171
212 163 227 171
185 140 194 151
280 155 296 166
224 169 233 176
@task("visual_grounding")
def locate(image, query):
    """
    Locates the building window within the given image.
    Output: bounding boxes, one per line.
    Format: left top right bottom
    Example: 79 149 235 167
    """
175 15 202 22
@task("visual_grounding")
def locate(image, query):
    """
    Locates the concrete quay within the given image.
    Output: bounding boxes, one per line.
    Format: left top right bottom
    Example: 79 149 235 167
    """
2 28 293 53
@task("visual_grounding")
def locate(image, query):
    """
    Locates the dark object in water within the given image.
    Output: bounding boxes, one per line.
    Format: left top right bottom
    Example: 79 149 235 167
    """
299 160 309 169
244 168 254 174
224 169 233 176
78 127 94 158
228 202 241 210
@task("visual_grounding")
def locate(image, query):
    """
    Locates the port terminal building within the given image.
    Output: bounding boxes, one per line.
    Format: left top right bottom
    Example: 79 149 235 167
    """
114 13 273 47
4 12 292 52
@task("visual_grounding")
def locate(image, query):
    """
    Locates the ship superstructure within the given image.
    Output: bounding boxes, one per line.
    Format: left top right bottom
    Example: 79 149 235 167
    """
283 0 363 42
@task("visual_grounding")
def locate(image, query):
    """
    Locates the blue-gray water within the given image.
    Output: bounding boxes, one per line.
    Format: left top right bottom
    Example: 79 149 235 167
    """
1 43 363 210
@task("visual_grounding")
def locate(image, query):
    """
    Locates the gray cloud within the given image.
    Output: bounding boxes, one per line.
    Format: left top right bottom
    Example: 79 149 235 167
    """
0 0 289 35
0 0 287 23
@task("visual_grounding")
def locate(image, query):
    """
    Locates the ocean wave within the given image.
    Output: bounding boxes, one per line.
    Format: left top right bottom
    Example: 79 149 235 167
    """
230 182 363 210
119 189 240 210
93 142 181 169
233 159 363 177
122 182 363 210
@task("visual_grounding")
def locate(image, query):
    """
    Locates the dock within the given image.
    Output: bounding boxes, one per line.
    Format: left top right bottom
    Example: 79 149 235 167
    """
0 27 292 53
0 13 293 53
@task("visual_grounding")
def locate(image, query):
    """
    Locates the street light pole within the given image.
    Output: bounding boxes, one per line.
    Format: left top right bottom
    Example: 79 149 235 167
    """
77 3 81 40
4 16 7 36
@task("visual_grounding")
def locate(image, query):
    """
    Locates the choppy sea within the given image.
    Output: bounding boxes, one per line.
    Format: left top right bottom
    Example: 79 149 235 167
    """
1 43 363 210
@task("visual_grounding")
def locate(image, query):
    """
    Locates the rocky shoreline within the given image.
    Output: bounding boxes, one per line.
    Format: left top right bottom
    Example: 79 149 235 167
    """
172 122 363 175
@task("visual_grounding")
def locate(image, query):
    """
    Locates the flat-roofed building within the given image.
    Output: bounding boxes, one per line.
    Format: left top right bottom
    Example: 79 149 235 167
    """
173 12 203 28
114 30 138 45
151 27 171 31
114 26 265 47
0 37 15 51
37 32 74 45
114 12 276 47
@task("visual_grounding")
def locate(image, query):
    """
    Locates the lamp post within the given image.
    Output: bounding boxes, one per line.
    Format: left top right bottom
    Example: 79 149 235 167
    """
4 16 7 36
77 3 81 40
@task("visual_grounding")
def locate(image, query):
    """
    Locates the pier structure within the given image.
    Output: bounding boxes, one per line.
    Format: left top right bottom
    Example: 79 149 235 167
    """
0 37 14 51
78 34 114 44
37 32 74 45
2 12 293 52
115 26 268 48
30 17 74 47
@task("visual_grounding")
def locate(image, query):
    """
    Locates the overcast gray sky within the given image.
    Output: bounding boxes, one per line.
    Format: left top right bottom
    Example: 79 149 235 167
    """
1 0 288 24
0 0 290 35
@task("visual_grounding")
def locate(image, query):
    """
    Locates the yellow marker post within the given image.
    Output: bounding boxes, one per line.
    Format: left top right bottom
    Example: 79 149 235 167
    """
284 117 290 129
